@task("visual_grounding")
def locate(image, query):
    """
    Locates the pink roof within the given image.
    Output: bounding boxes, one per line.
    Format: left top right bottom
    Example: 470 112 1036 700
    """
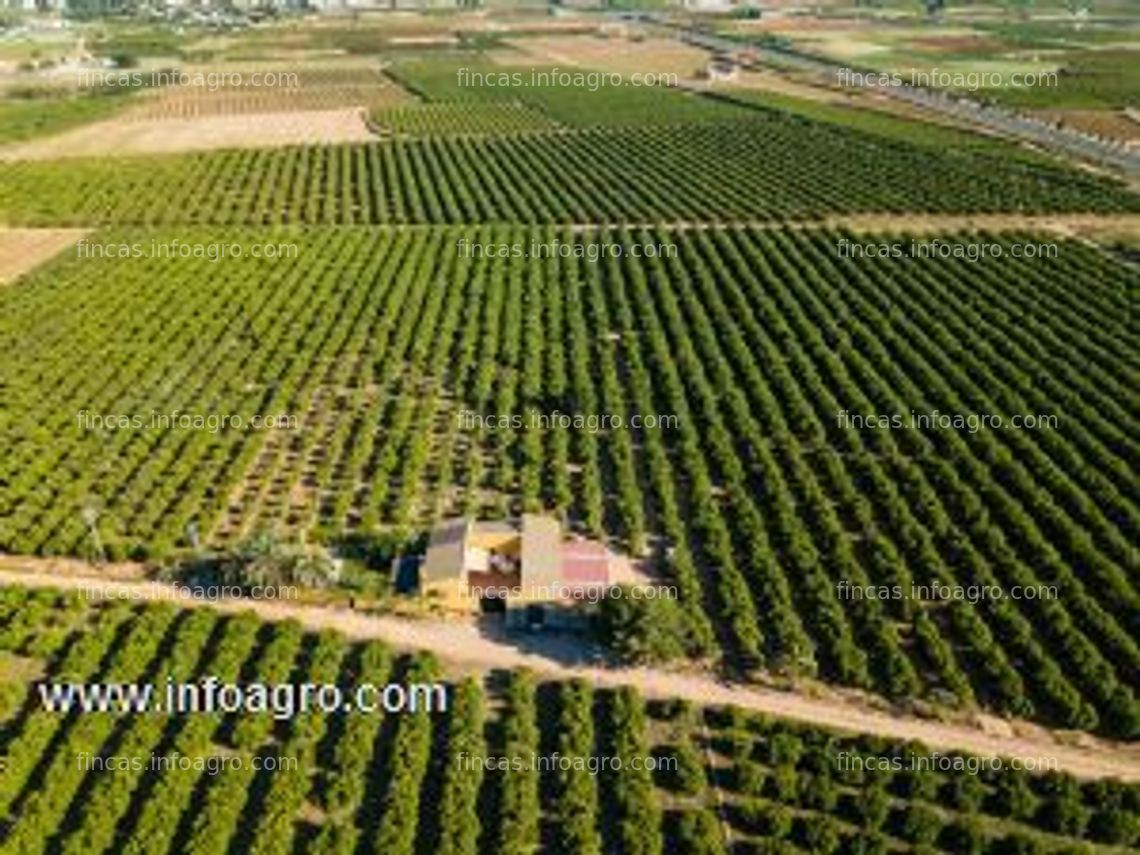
561 540 611 584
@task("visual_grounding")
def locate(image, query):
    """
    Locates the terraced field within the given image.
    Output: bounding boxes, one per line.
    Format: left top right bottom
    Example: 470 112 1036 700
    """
0 589 1135 855
1 223 1136 736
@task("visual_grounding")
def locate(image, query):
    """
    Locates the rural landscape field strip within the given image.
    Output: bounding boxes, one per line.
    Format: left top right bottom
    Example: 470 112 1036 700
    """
696 228 1137 730
0 590 1136 854
1 603 181 855
127 66 412 120
2 113 1138 225
113 612 263 855
0 224 1135 735
48 607 218 855
307 639 393 854
2 8 1139 855
372 102 560 136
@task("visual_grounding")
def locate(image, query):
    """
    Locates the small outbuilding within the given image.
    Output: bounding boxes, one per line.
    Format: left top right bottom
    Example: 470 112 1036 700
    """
419 514 627 627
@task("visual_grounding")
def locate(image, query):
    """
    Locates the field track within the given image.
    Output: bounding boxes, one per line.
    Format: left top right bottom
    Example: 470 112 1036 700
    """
2 562 1139 783
0 228 89 282
542 213 1140 241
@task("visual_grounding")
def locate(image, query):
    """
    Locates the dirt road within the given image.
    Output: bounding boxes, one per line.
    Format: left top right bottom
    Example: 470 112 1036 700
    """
554 213 1140 243
0 228 91 283
3 566 1138 782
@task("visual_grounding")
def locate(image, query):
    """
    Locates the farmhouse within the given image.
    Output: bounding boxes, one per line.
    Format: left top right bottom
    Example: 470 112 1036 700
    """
418 514 628 627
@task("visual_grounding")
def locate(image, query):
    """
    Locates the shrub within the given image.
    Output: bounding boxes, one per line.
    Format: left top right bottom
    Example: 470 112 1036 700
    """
897 803 942 845
669 809 725 855
797 814 841 855
593 587 691 664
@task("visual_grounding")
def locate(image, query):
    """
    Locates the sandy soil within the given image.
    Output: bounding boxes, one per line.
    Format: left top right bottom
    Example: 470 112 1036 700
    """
728 11 859 33
504 35 708 80
2 560 1138 782
1035 109 1140 148
0 108 377 159
388 36 460 46
0 228 90 283
706 69 847 103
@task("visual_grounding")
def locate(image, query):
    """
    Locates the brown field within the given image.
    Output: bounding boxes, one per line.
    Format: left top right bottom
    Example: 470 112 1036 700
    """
0 108 376 159
119 63 413 119
708 69 847 104
503 34 709 80
909 35 1006 53
125 82 411 120
0 228 90 283
728 15 868 34
1036 108 1140 147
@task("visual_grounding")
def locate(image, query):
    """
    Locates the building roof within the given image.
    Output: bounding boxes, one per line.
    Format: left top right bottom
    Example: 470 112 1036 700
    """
420 517 469 584
471 520 517 535
520 514 562 590
561 539 612 585
422 514 621 600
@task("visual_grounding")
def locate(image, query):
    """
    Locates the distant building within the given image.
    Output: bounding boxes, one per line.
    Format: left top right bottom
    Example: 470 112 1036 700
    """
418 514 629 628
706 56 739 82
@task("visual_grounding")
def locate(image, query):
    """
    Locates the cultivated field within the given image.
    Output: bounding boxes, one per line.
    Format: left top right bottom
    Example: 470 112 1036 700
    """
122 65 414 120
1 222 1137 738
0 588 1135 855
372 101 560 136
1 12 1138 850
0 110 1135 223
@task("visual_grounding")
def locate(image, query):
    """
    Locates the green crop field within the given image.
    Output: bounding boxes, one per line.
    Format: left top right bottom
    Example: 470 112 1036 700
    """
0 87 135 145
387 58 746 126
372 101 561 136
1 113 1137 226
0 590 1135 855
973 51 1140 110
1 10 1138 852
2 223 1137 736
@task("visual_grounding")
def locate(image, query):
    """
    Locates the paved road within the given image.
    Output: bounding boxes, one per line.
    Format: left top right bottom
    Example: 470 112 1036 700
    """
662 20 1140 177
3 566 1139 782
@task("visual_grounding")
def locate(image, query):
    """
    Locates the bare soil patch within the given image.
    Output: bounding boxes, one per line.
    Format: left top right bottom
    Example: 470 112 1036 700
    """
909 35 1004 52
0 228 90 283
818 212 1140 244
505 35 708 80
729 12 859 33
1035 108 1140 147
0 107 377 159
708 69 846 103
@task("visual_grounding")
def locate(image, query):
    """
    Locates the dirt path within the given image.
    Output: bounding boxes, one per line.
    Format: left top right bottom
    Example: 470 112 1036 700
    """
2 565 1138 781
0 228 91 283
560 213 1140 242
